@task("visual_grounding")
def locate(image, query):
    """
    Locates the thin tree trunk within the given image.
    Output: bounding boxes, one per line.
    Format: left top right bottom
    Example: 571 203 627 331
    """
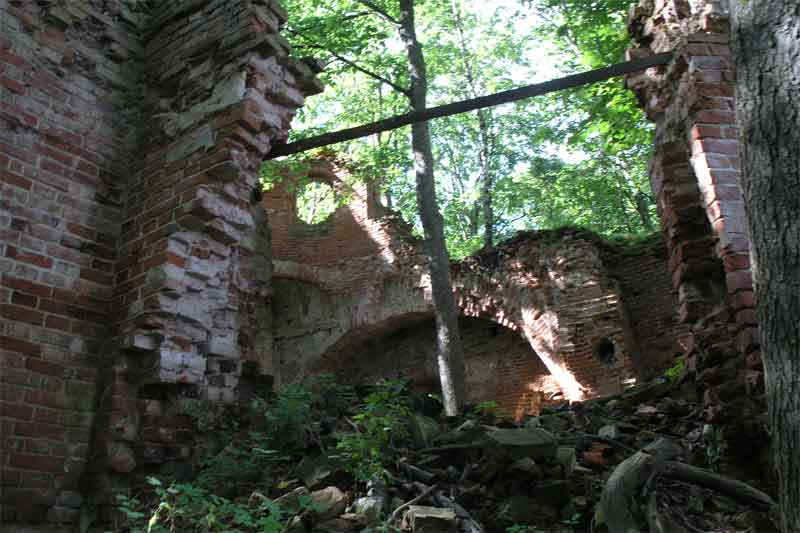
450 0 494 248
730 3 800 532
478 111 494 248
634 191 654 231
398 0 466 416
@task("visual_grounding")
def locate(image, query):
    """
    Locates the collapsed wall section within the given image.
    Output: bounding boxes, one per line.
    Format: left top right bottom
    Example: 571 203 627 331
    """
265 165 676 415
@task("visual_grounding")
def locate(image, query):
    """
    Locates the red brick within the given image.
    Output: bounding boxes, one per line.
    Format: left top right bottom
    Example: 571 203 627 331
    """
0 169 32 190
34 143 74 167
2 276 53 297
695 110 736 124
730 290 755 310
726 270 753 294
9 453 64 473
142 252 167 270
0 336 42 356
11 291 37 308
15 420 65 440
0 141 37 165
45 315 71 331
722 253 750 271
66 222 93 240
0 304 44 325
25 390 69 409
39 299 70 316
690 124 722 140
0 76 25 94
0 49 28 68
5 246 53 269
40 158 67 176
694 138 740 155
167 252 186 268
51 288 77 303
26 358 64 377
1 402 34 420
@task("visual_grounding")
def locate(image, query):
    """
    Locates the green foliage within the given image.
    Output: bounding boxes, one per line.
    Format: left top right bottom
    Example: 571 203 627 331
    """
469 400 500 418
506 525 546 533
296 181 337 224
664 357 686 381
115 379 356 532
335 379 412 482
115 477 312 533
276 0 657 260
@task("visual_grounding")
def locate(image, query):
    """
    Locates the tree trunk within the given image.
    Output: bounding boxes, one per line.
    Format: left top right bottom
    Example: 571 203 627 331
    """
730 3 800 531
477 110 494 248
450 0 494 248
398 0 466 416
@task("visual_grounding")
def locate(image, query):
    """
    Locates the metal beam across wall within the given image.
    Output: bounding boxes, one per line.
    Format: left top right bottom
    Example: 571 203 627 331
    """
265 52 673 159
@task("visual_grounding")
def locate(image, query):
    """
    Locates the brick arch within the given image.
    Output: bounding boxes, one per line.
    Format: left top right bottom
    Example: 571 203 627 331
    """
311 306 567 419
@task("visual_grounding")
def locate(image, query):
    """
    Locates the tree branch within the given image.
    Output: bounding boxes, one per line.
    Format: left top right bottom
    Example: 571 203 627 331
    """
289 29 410 96
354 0 399 25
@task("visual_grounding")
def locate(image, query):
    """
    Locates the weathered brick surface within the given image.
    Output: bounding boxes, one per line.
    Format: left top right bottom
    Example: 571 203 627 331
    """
1 0 321 528
602 234 689 379
267 168 668 406
625 0 766 458
1 0 142 526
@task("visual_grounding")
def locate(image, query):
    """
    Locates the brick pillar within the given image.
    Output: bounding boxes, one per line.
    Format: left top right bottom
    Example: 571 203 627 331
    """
86 1 323 523
625 0 767 463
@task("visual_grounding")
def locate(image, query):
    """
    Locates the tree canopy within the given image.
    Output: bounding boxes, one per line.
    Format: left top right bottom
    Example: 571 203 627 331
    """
265 0 657 258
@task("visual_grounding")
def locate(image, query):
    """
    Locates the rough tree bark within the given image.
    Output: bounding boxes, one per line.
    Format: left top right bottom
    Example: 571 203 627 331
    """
730 3 800 531
398 0 466 415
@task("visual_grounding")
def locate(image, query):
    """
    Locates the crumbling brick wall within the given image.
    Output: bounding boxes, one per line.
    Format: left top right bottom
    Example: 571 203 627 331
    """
266 165 672 407
0 0 699 528
602 234 690 379
1 0 321 529
321 315 561 420
625 0 766 457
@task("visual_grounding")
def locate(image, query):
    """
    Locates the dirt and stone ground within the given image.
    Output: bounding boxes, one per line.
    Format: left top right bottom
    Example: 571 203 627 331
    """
122 370 778 533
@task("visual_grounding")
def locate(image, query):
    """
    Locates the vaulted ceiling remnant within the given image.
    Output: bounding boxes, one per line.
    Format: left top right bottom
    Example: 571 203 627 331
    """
266 160 684 415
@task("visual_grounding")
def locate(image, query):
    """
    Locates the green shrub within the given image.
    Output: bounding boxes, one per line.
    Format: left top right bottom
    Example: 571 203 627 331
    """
664 357 686 381
116 477 315 533
335 379 411 482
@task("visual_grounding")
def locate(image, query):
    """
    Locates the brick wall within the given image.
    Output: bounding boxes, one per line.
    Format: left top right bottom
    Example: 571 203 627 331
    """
1 0 321 529
320 316 561 420
1 0 144 525
603 234 688 379
268 186 648 405
625 0 766 454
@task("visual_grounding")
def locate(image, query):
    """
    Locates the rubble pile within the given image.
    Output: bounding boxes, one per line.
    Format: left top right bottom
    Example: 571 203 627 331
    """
131 375 778 533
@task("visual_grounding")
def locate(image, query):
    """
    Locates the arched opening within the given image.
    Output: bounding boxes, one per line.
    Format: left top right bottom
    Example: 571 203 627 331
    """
314 315 564 419
296 180 336 224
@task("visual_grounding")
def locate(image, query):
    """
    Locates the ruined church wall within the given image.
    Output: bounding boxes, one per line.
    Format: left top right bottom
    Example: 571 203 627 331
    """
625 0 765 438
1 0 322 529
1 0 145 524
267 195 679 408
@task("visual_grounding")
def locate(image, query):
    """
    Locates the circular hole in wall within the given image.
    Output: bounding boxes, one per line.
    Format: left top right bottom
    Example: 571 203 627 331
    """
592 337 616 365
296 181 336 224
